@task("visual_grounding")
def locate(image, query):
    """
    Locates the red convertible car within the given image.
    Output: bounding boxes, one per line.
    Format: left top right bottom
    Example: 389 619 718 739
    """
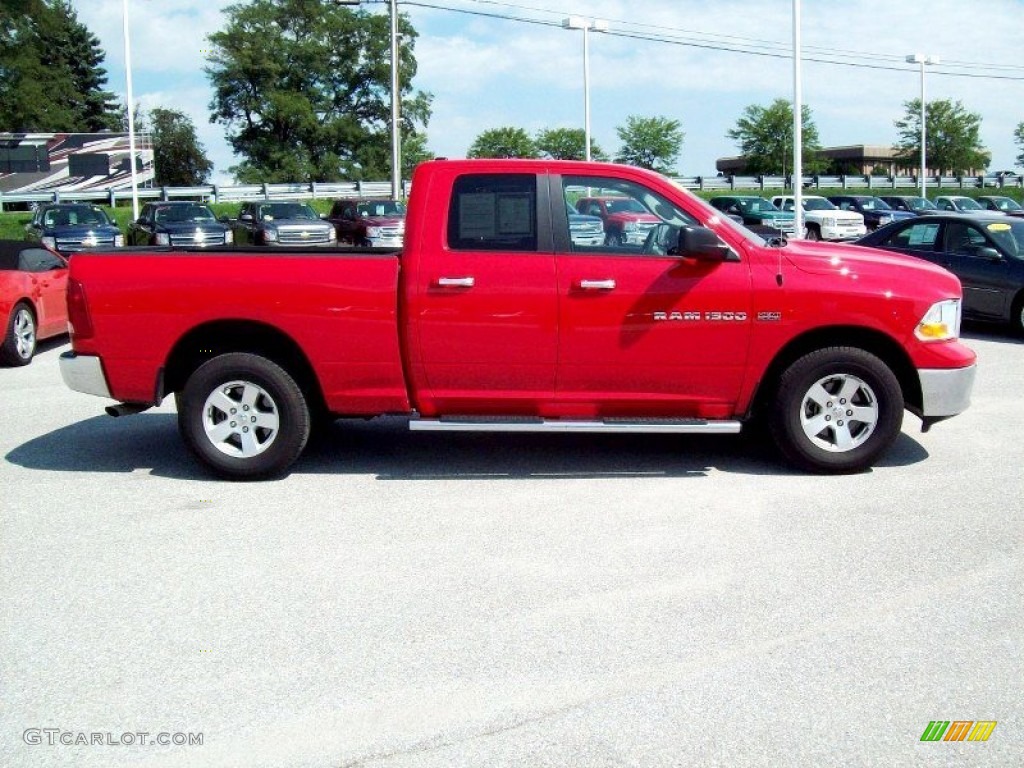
0 240 69 365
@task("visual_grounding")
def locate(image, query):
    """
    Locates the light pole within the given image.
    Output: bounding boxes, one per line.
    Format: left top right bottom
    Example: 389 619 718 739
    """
562 16 608 162
792 0 802 239
906 54 939 200
121 0 139 220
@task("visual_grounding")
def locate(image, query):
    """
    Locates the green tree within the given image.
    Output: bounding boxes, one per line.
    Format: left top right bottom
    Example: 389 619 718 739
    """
895 99 991 175
206 0 432 182
534 127 606 161
614 115 683 174
466 127 538 158
0 0 119 131
1014 121 1024 168
147 108 213 186
725 98 824 176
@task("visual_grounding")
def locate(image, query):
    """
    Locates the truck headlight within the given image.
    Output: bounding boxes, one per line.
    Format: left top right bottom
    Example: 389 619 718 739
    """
365 226 382 239
41 236 56 249
224 229 234 244
915 299 961 341
263 227 278 242
879 215 893 226
823 217 837 227
114 234 124 247
155 233 170 245
623 221 637 232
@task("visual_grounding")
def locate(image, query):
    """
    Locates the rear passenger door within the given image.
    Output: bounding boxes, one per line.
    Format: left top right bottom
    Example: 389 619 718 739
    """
408 170 558 414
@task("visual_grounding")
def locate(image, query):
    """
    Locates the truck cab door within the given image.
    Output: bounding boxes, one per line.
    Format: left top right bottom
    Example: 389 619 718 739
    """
407 171 557 415
553 173 753 419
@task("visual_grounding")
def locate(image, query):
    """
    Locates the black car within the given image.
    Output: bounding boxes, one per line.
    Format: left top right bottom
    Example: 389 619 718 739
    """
855 213 1024 334
827 195 916 231
127 201 233 247
25 203 124 255
877 195 938 216
976 196 1024 218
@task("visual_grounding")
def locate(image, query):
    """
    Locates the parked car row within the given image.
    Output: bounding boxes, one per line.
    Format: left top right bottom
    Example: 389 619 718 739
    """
23 198 411 255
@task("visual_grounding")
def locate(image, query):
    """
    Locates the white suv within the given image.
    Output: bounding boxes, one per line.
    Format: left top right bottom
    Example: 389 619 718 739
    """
771 195 866 241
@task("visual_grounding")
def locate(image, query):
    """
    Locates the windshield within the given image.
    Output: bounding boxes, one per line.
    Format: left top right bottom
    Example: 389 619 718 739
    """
953 197 983 211
261 203 317 220
154 204 216 223
857 197 891 211
803 198 836 211
604 198 649 214
43 206 110 226
741 198 782 214
356 200 406 217
991 198 1022 211
906 197 937 211
984 220 1024 258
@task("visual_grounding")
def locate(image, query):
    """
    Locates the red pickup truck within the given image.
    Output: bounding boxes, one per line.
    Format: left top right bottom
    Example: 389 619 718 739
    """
60 159 976 479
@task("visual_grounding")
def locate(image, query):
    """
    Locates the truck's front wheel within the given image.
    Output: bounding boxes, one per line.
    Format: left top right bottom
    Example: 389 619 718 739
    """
178 353 310 479
769 347 903 473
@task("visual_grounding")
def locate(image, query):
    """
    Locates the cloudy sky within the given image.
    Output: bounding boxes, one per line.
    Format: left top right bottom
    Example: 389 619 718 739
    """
72 0 1024 184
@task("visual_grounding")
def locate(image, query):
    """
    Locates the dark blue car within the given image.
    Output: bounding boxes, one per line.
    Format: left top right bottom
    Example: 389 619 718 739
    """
25 203 124 255
827 195 917 231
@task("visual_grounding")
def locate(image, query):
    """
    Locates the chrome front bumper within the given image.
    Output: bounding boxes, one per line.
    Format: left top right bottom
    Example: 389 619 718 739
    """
59 352 112 399
918 364 976 418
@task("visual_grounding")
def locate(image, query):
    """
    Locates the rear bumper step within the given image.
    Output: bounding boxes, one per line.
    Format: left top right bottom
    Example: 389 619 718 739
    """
410 418 742 434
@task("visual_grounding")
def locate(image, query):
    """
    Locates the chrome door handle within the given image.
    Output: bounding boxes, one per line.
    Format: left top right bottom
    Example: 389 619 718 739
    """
437 276 475 287
578 279 616 290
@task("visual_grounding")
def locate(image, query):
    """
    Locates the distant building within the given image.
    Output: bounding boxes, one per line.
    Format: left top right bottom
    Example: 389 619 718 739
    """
716 145 984 177
0 132 154 196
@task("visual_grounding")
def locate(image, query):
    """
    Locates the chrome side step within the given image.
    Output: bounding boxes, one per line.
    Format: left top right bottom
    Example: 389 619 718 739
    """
409 417 742 434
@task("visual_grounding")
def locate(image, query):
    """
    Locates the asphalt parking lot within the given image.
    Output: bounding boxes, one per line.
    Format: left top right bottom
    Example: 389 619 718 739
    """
1 329 1021 767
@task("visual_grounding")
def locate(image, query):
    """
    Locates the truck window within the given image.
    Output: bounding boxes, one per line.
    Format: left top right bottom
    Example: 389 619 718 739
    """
560 175 697 254
447 174 537 251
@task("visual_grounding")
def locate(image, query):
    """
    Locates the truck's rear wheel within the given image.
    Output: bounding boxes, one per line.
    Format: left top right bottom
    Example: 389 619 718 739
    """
178 353 310 479
769 347 903 473
803 224 821 241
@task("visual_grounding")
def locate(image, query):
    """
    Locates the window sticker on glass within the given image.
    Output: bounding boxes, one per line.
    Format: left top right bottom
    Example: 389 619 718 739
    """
459 193 497 238
908 224 939 246
987 223 1012 232
497 195 531 235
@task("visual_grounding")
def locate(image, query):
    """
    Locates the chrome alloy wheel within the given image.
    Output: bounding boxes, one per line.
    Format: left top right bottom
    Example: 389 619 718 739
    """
13 307 35 360
798 373 879 452
202 380 281 458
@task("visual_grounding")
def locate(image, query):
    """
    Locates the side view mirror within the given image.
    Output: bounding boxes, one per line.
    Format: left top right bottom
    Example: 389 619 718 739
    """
677 225 738 262
977 246 1003 261
240 213 253 222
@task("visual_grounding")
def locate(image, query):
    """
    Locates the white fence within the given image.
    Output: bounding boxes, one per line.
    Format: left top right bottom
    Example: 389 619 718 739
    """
0 174 1019 209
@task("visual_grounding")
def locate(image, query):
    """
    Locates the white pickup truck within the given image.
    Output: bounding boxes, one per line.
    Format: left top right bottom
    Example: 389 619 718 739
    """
772 195 866 241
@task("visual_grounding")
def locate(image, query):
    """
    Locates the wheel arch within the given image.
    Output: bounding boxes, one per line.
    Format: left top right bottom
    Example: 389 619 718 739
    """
162 320 326 414
750 326 921 418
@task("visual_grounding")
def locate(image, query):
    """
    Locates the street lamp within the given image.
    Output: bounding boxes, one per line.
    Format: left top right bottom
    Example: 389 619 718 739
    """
906 53 939 200
792 0 802 239
121 0 139 219
562 16 608 162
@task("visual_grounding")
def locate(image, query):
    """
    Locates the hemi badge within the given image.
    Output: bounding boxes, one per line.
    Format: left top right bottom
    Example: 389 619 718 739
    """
757 312 782 322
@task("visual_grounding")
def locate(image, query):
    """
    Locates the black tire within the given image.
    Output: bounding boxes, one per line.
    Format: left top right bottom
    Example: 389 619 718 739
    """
605 231 624 247
1 302 37 366
1011 293 1024 337
177 353 310 479
768 347 904 474
803 224 821 241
